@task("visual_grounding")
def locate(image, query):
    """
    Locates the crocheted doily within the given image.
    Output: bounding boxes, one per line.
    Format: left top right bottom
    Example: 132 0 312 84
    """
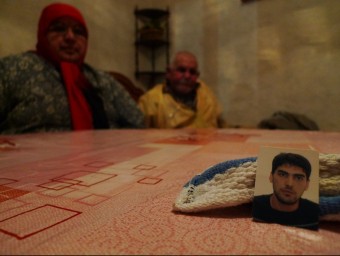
173 154 340 221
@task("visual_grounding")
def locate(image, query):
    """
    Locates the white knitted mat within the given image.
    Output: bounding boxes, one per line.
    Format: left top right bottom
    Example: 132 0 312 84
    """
173 154 340 221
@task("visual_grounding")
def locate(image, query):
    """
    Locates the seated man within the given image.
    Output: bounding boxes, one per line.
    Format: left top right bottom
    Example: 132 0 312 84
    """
138 51 225 128
0 3 144 134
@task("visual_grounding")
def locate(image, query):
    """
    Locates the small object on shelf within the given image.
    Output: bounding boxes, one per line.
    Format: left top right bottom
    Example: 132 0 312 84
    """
137 9 166 41
140 28 163 41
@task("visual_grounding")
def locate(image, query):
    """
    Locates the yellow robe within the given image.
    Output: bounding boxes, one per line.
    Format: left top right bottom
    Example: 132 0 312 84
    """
138 81 223 128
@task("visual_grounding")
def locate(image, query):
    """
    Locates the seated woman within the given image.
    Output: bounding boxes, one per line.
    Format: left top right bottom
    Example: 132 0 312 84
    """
0 3 144 134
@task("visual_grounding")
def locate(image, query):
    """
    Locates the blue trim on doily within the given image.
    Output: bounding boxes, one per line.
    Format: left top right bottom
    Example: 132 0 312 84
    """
184 157 257 187
320 196 340 216
183 157 340 216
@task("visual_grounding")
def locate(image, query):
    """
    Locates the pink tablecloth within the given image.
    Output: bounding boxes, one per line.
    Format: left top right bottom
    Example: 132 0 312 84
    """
0 128 339 254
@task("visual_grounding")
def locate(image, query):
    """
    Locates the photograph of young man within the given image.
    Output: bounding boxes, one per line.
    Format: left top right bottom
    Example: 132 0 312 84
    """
252 150 319 230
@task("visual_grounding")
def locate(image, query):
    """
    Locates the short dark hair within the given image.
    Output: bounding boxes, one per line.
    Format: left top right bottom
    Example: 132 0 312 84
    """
271 153 312 180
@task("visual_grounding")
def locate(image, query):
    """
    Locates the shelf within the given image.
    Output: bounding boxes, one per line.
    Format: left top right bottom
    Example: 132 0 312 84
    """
135 7 170 88
135 9 169 19
135 40 169 48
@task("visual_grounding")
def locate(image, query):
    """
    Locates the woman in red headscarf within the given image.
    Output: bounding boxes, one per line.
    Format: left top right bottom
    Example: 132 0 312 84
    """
0 3 144 134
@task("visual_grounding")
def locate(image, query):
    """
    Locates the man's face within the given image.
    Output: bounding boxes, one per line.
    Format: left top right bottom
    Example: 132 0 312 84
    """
270 164 309 206
166 55 200 96
46 16 87 63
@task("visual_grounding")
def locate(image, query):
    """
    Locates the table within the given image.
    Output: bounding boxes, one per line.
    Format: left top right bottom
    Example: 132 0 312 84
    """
1 128 339 254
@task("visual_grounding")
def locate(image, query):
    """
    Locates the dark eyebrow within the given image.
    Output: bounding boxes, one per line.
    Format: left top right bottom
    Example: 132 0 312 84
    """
48 20 65 27
293 174 306 179
276 169 306 179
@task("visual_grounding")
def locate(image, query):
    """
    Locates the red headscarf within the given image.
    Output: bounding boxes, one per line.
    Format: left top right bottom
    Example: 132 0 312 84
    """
36 3 93 130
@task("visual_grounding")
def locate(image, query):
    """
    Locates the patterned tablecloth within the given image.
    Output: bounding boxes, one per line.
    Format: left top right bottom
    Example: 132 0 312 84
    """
0 128 339 255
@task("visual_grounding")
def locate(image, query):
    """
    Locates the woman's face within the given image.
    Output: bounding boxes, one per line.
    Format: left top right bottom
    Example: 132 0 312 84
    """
46 16 87 63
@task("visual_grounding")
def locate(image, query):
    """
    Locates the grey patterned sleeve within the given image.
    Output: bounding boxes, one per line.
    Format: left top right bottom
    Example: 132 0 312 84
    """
86 68 145 129
111 78 145 128
0 57 10 128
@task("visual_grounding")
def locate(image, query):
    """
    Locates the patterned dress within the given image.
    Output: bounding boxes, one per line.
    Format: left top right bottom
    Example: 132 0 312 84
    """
0 52 145 134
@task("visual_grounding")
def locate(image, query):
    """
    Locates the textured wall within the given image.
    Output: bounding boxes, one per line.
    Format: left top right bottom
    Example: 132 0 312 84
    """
1 0 340 131
173 0 340 131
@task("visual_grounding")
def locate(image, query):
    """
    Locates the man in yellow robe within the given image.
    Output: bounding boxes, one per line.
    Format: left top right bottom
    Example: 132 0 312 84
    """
138 51 225 128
